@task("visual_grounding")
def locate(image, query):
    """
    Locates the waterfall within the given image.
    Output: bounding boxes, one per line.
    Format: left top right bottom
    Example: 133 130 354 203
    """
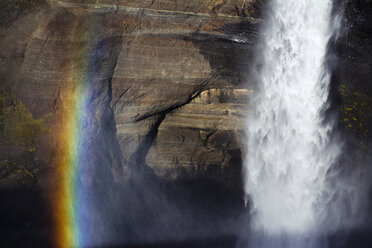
243 0 341 246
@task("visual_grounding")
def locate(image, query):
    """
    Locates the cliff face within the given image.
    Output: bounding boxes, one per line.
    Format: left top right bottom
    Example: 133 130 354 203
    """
0 0 263 191
335 0 372 151
1 0 371 190
0 0 371 191
53 0 264 17
0 0 371 247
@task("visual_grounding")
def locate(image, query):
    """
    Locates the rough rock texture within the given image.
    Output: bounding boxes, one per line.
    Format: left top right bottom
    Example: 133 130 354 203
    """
0 0 261 191
0 0 371 247
0 2 263 246
0 5 127 189
334 0 372 151
146 88 251 184
0 0 370 192
55 0 265 17
1 0 371 191
104 0 261 185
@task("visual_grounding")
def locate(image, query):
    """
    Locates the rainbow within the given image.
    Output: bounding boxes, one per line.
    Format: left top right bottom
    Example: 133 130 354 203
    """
54 23 94 248
56 86 86 248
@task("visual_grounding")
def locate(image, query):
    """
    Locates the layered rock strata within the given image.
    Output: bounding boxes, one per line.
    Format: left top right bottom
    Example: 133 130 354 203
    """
0 0 261 189
1 0 370 191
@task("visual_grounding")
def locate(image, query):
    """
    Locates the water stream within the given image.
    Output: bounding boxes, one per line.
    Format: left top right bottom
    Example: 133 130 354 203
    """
244 0 341 246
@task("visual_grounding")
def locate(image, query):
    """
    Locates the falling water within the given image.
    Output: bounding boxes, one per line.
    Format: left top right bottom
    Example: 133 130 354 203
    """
244 0 341 246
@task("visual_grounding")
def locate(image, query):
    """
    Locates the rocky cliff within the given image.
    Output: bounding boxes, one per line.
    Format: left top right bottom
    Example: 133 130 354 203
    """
0 1 264 246
0 0 371 191
0 0 264 191
334 0 372 150
0 0 371 247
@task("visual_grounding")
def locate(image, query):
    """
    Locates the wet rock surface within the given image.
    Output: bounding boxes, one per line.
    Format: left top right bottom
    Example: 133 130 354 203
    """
0 0 261 189
0 2 259 246
0 0 371 247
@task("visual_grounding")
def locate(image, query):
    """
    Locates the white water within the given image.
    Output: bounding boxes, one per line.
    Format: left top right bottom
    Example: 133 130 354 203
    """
244 0 340 239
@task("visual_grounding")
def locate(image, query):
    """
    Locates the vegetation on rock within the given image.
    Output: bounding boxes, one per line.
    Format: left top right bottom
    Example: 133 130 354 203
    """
0 89 49 146
339 84 371 151
0 160 36 187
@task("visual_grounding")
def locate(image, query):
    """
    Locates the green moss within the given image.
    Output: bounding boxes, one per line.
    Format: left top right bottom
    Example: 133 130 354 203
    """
338 84 370 148
23 168 34 180
0 160 36 186
26 147 37 153
0 89 49 146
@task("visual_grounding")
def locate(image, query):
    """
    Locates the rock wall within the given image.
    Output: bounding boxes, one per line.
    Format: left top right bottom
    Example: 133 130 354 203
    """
1 1 371 247
54 0 265 17
0 0 371 193
0 0 261 191
334 0 372 152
